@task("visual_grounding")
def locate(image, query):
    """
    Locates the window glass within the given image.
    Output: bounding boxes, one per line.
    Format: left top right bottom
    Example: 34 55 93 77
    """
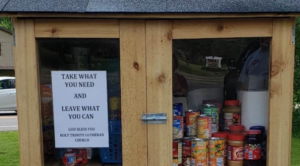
172 38 270 166
38 38 122 166
0 79 12 89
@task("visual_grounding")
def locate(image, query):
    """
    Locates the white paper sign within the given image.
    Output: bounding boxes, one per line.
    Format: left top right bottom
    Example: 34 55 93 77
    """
51 71 109 148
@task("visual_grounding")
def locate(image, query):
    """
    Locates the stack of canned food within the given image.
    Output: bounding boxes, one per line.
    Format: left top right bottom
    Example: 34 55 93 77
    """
173 103 266 166
173 103 225 166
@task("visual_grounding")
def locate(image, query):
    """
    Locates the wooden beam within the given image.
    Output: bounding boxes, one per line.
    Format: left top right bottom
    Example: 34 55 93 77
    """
146 20 173 166
35 19 119 38
14 18 44 166
0 12 299 18
268 18 295 166
173 19 273 39
120 20 147 166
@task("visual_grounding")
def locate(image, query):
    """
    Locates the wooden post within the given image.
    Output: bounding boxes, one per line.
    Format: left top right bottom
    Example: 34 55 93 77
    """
120 20 148 166
146 20 173 166
268 18 295 166
14 19 43 166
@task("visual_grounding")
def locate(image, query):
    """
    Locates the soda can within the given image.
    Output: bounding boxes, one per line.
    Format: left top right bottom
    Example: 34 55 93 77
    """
173 139 183 166
185 110 200 137
173 103 184 116
202 104 219 133
197 114 212 139
209 137 225 166
191 138 209 166
182 137 195 166
174 116 184 139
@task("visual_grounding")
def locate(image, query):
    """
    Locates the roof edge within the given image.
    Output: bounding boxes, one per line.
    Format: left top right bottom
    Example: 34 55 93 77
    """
0 26 12 34
0 12 299 19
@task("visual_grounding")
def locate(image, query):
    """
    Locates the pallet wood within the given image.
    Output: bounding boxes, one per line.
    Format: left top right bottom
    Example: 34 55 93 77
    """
14 19 44 166
146 20 173 166
120 20 147 166
35 19 119 38
268 18 295 166
173 19 273 39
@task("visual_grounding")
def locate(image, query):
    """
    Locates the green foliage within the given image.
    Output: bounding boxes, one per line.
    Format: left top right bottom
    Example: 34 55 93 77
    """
294 17 300 137
0 17 12 31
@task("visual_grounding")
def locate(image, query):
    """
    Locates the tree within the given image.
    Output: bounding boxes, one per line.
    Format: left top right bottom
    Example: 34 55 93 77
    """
0 17 12 31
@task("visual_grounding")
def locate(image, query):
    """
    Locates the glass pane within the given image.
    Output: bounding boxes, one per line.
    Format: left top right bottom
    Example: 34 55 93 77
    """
172 38 270 166
38 38 122 166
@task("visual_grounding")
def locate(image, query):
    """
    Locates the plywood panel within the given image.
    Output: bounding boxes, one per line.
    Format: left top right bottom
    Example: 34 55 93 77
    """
14 19 43 166
35 19 119 38
268 18 295 166
146 20 173 166
120 20 147 166
173 19 273 39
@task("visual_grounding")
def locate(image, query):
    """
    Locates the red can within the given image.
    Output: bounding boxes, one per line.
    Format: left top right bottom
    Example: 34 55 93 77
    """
182 137 194 166
173 139 182 166
185 110 200 137
174 116 184 139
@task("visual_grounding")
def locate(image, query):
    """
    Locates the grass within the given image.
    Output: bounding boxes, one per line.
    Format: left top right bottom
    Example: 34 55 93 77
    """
291 137 300 166
0 131 299 165
0 131 19 166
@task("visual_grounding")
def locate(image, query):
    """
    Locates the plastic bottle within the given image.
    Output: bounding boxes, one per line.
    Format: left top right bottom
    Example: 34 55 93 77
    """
228 134 244 166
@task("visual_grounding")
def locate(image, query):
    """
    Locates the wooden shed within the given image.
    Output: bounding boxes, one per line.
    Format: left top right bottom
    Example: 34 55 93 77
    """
1 0 299 166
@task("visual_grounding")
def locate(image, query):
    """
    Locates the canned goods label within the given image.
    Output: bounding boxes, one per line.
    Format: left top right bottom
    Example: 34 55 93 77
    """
173 158 182 166
173 141 182 164
209 157 224 166
244 144 261 160
186 112 200 136
224 113 241 130
209 139 225 158
173 103 183 116
203 108 219 132
191 158 208 166
228 145 243 161
183 156 191 166
183 139 192 157
197 116 211 138
173 117 184 139
192 140 208 160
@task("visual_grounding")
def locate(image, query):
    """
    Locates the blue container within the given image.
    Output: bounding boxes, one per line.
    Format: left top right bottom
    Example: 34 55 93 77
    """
109 120 121 134
100 134 122 163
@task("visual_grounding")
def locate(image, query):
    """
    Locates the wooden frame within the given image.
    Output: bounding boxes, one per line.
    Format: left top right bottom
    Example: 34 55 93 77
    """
14 18 148 166
169 18 295 166
13 17 295 166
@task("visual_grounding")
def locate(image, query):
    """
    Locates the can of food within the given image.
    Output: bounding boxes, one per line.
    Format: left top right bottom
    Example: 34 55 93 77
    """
209 137 225 166
191 138 209 166
173 103 184 116
202 104 219 133
174 116 184 139
185 110 200 137
173 139 183 166
197 114 212 139
182 137 195 166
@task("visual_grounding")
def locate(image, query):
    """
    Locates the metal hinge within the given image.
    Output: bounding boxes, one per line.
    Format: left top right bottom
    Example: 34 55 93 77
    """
292 25 295 45
142 113 167 124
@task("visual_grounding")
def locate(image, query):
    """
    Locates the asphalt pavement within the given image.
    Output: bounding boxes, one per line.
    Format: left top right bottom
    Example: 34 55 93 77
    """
0 111 18 131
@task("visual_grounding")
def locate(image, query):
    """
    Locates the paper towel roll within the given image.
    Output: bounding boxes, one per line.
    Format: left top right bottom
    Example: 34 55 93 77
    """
237 90 269 132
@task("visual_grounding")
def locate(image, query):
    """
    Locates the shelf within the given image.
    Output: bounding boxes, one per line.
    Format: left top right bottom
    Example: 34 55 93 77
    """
44 156 122 166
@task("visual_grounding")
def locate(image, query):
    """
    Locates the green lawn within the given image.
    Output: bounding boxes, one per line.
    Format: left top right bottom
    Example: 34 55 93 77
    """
291 137 300 166
0 131 19 166
0 131 300 165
